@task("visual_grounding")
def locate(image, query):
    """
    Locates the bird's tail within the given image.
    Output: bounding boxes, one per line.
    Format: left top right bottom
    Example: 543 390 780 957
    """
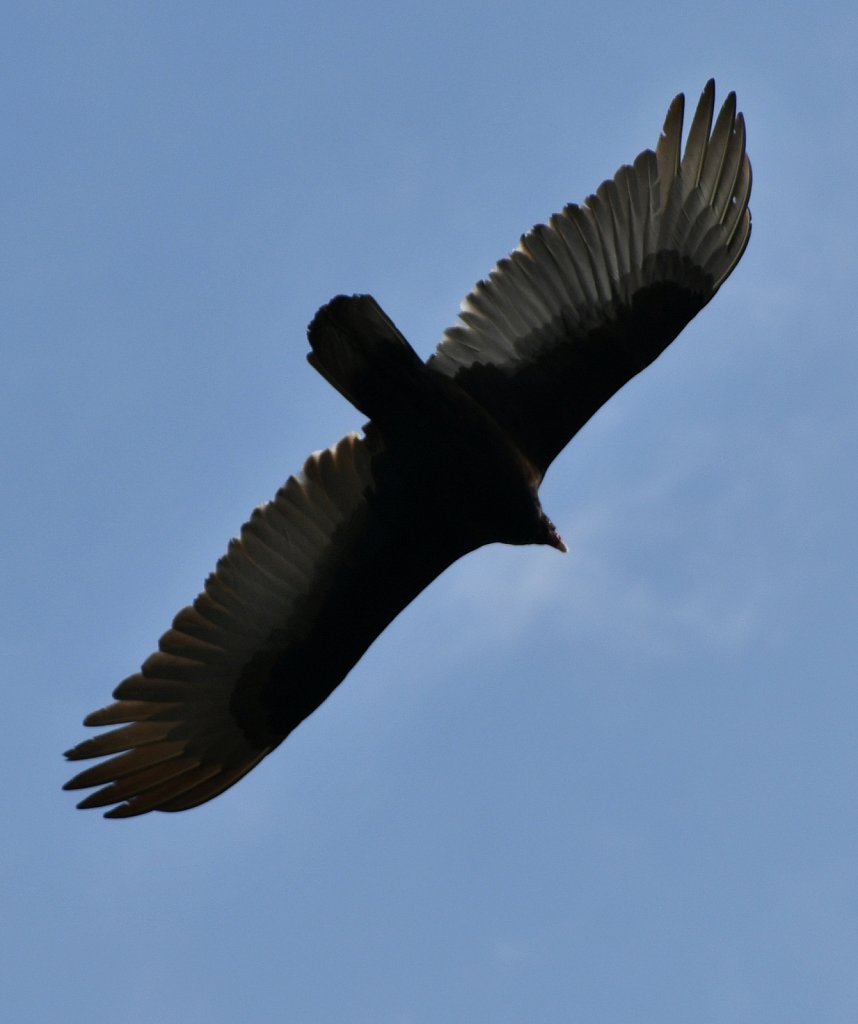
307 294 430 423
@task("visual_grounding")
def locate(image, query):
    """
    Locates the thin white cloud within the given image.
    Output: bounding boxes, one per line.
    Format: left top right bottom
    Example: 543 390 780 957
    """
490 935 534 966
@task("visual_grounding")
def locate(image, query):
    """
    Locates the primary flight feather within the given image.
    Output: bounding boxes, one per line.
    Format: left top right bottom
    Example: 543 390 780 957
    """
65 81 751 817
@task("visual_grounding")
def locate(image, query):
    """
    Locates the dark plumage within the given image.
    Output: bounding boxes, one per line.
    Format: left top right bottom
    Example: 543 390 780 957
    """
65 81 751 817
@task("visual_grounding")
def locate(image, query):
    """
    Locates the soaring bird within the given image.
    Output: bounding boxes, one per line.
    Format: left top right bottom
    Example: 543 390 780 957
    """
65 81 751 817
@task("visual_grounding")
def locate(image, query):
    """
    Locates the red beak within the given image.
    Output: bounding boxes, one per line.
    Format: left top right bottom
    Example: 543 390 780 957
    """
544 518 568 553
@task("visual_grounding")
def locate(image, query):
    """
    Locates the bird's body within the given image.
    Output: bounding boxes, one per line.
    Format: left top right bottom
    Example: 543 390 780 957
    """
66 82 752 817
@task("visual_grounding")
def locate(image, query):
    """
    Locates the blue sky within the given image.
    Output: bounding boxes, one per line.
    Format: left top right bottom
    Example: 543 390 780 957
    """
5 2 858 1021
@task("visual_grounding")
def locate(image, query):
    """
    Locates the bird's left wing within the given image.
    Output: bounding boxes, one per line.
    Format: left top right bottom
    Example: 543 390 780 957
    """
428 81 751 479
65 432 384 817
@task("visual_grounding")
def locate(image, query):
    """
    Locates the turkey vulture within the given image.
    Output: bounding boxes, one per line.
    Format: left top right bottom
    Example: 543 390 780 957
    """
65 81 751 817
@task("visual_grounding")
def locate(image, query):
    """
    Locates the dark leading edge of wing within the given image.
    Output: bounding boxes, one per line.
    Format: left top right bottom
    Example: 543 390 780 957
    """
65 82 751 817
428 79 751 478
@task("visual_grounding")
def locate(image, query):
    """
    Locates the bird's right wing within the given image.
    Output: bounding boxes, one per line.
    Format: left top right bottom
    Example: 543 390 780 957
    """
429 80 751 479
